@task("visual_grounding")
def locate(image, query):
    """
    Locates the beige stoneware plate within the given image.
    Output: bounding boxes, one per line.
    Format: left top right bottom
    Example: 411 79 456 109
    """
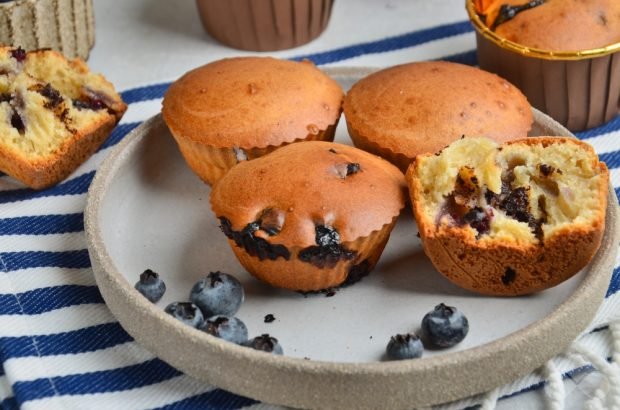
84 67 620 409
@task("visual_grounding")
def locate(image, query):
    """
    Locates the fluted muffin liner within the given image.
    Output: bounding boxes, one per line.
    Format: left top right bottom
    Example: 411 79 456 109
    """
346 121 413 174
466 0 620 132
0 0 94 60
171 122 338 186
228 215 399 292
195 0 334 51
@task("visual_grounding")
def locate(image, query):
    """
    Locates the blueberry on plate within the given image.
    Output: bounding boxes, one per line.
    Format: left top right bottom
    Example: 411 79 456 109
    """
190 271 244 317
421 303 469 348
243 334 283 355
386 333 423 360
200 315 248 344
134 269 166 302
164 302 204 328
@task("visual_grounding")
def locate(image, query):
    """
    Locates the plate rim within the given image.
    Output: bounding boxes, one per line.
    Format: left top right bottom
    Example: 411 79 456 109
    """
84 67 620 409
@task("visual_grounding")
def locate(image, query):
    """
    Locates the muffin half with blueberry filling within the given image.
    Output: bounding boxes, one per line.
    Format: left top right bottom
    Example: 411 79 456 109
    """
0 46 126 189
210 141 407 292
407 136 609 296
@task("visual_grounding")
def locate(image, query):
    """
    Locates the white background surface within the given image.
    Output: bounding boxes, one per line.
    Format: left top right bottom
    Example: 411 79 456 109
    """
88 0 603 408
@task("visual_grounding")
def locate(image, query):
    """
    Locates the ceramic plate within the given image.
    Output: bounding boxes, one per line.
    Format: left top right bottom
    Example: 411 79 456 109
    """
84 67 620 409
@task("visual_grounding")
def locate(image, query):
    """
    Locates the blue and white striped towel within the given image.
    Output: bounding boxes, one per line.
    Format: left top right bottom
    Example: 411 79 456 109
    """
1 19 620 410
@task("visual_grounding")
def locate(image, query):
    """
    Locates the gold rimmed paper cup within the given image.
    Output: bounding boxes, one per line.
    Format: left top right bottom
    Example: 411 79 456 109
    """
466 0 620 132
196 0 334 51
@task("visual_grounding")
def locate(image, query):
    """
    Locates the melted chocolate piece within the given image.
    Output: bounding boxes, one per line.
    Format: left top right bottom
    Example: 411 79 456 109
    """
298 225 356 268
492 0 545 30
219 217 291 261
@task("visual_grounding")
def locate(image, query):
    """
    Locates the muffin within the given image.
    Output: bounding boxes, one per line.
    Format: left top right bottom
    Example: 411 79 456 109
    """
0 46 126 189
468 0 620 131
0 0 95 60
210 141 407 292
343 61 532 172
162 57 343 185
196 0 334 51
407 136 608 296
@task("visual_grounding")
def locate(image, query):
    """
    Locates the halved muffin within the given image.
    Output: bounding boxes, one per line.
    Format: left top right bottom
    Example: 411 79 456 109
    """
0 46 126 189
210 141 407 292
407 136 609 296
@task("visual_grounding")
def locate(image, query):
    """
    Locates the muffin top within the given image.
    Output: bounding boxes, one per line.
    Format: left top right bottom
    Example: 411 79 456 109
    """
210 141 407 247
162 57 343 149
343 61 532 158
488 0 620 51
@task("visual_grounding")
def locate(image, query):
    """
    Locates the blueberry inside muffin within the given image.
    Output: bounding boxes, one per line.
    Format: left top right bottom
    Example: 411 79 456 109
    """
407 136 609 295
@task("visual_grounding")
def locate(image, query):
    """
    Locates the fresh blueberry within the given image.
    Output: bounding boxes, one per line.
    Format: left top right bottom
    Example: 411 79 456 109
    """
243 334 283 355
386 333 423 360
164 302 204 328
134 269 166 303
421 303 469 348
190 271 244 317
200 315 248 344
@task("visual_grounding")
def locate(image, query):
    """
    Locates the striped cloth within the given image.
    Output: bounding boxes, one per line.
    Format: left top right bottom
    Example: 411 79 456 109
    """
1 19 620 410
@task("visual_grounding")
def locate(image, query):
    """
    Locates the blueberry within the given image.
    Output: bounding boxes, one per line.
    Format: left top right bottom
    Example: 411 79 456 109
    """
134 269 166 302
190 271 244 317
421 303 469 348
386 333 423 360
243 334 283 355
200 315 248 344
164 302 204 328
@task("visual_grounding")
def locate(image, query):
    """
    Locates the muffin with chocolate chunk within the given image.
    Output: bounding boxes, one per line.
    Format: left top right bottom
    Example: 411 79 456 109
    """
343 61 532 172
162 57 343 185
407 136 609 296
210 141 407 292
0 46 126 189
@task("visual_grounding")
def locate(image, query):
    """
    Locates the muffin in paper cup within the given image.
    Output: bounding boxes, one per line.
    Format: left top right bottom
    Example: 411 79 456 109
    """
195 0 334 51
209 141 407 292
467 0 620 131
162 57 343 185
0 0 95 60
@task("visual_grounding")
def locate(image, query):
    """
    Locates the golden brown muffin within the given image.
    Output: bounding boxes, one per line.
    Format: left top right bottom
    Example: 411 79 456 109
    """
343 61 532 172
210 141 407 292
162 57 344 185
0 46 126 189
479 0 620 51
407 136 608 296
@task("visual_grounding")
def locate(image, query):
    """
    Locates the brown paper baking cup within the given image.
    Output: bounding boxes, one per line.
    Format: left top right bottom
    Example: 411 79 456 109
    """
195 0 334 51
228 215 398 291
466 0 620 132
171 122 337 185
0 0 95 60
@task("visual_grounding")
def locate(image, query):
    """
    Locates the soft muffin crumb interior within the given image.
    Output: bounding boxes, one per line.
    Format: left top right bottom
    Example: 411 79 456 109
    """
415 137 606 244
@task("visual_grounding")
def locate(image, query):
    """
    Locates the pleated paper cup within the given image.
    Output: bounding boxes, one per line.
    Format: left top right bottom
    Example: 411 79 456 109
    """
466 0 620 132
0 0 95 60
195 0 334 51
